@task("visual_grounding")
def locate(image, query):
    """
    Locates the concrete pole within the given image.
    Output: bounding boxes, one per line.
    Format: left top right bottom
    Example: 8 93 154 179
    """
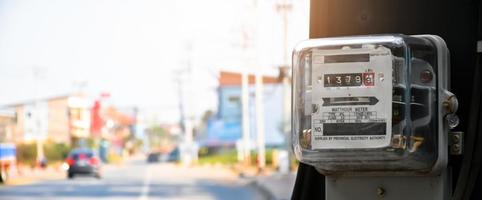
36 133 44 164
276 0 293 172
179 42 196 166
182 118 194 166
282 69 292 172
184 118 193 143
275 0 292 66
32 67 45 165
241 71 251 164
255 72 266 169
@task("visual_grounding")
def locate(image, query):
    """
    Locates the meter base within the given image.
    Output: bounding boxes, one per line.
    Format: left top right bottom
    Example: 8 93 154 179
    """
325 169 450 200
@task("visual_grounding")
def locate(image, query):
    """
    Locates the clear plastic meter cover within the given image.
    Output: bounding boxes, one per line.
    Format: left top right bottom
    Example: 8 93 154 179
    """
292 35 448 175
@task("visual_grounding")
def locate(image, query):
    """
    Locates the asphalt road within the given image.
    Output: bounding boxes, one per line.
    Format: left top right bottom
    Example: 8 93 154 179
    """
0 159 267 200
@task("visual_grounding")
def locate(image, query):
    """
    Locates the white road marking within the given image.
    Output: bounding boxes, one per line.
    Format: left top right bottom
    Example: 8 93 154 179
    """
138 165 152 200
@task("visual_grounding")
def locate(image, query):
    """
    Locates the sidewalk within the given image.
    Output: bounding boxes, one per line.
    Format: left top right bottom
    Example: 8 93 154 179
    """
232 164 297 200
4 166 65 186
253 172 296 200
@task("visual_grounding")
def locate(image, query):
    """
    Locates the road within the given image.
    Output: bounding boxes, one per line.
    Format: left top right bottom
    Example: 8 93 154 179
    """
0 159 267 200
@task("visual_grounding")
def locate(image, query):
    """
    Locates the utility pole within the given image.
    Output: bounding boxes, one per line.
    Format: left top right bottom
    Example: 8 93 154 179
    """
176 41 196 166
175 75 185 136
241 71 251 165
276 0 293 172
241 72 251 164
276 0 292 66
184 43 194 146
32 66 46 166
240 25 253 165
255 72 265 170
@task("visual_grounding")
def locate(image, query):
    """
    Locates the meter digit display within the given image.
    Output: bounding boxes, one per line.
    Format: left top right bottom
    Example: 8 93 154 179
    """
363 72 375 86
324 73 363 87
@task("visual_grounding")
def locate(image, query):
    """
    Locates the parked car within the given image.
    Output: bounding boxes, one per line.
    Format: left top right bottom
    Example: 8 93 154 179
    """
146 152 160 163
167 147 180 162
65 148 101 179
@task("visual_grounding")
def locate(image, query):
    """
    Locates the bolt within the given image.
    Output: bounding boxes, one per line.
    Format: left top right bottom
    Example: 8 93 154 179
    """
377 187 385 197
453 144 461 152
312 104 319 114
420 69 433 83
453 135 460 144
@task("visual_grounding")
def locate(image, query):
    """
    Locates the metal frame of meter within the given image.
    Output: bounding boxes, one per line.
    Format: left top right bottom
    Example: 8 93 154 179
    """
321 35 451 200
311 46 392 149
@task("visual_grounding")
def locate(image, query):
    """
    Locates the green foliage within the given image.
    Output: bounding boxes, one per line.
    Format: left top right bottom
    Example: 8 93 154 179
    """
198 147 209 157
16 141 71 167
132 138 144 150
71 137 95 149
16 143 37 167
146 125 173 149
43 142 70 163
197 148 274 166
198 149 238 165
148 125 169 138
250 149 274 165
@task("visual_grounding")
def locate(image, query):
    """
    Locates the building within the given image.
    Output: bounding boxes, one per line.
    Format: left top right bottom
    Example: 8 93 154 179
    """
90 95 136 158
0 110 16 143
199 71 286 148
1 94 91 145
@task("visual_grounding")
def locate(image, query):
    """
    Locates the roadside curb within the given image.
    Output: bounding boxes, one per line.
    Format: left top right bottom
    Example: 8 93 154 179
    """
1 167 65 187
248 179 277 200
3 178 37 186
243 171 296 200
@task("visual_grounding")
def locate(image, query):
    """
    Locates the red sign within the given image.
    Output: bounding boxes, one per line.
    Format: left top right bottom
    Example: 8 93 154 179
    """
90 100 103 137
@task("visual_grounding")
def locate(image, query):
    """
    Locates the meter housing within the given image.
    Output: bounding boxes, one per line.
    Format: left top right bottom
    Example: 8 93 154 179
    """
292 35 453 175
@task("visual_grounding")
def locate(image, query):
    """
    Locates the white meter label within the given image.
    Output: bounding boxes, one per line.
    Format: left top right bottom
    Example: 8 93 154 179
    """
311 47 393 149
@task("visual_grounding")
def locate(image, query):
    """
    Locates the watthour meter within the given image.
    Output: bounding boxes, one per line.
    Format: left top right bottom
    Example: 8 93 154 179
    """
292 35 459 175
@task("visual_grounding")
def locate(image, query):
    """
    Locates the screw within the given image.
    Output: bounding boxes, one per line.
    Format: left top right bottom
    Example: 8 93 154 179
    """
453 135 460 144
453 144 460 152
420 69 433 83
312 104 319 114
377 187 385 197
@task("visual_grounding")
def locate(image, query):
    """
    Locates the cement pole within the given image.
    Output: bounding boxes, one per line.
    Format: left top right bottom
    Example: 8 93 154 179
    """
255 72 265 169
276 0 292 66
32 67 45 166
282 67 292 172
241 72 251 164
276 0 293 172
178 41 196 166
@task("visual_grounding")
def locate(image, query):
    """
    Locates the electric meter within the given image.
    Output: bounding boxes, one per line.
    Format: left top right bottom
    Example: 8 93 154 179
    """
292 35 458 175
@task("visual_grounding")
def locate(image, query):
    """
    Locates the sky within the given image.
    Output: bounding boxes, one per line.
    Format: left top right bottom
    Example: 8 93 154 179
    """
0 0 309 124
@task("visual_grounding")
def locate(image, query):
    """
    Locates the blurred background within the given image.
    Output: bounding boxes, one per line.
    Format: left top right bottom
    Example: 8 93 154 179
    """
0 0 309 199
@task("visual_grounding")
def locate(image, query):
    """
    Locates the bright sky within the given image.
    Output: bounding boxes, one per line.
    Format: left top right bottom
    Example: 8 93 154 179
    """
0 0 309 123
